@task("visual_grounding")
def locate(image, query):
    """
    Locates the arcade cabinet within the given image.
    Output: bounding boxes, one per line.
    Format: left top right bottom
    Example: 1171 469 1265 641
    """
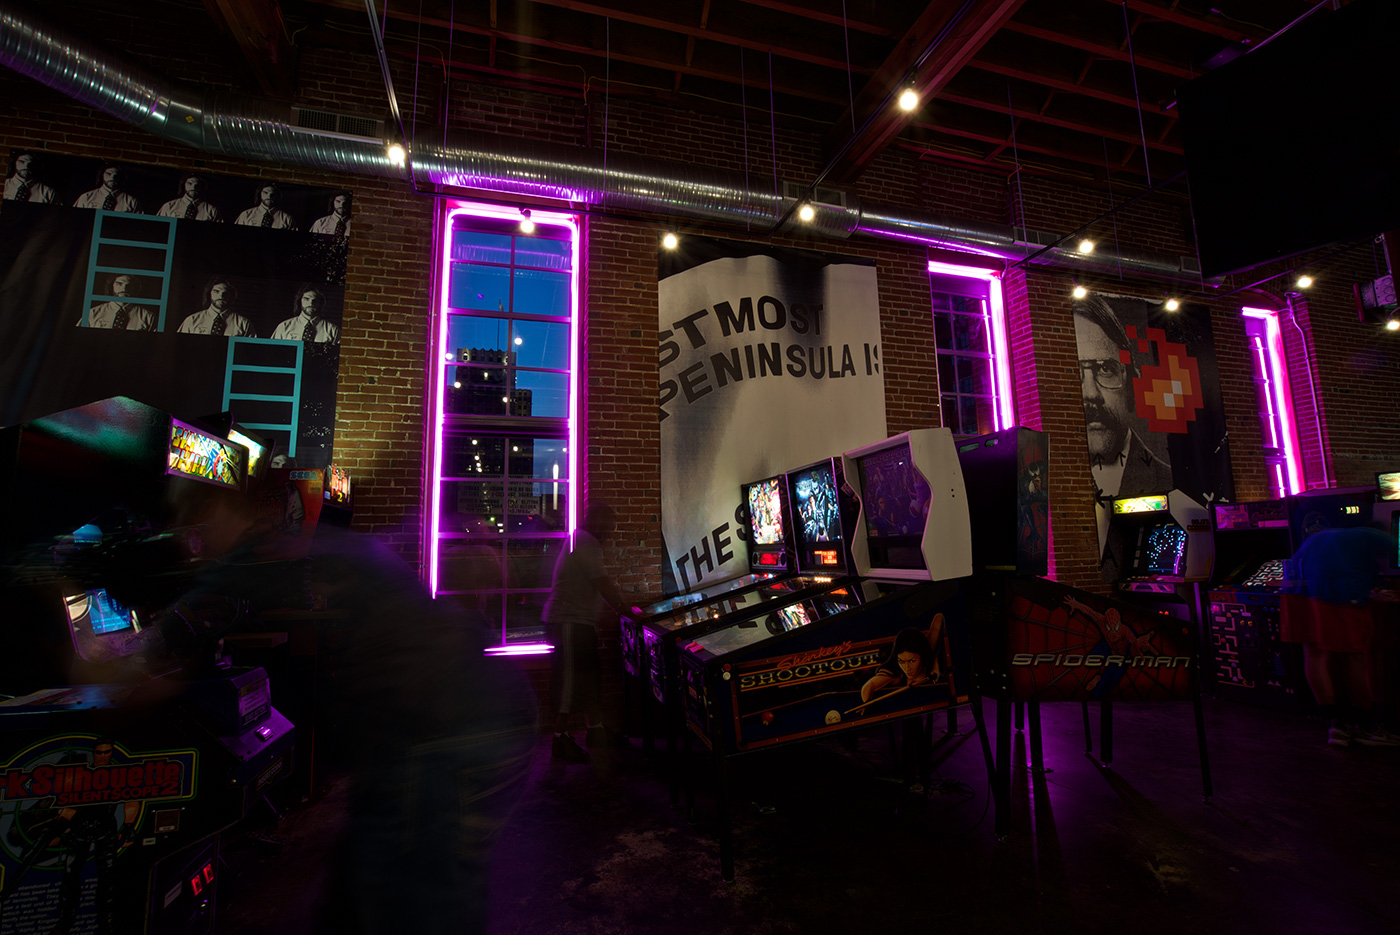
1205 499 1306 710
1110 491 1212 628
0 397 295 935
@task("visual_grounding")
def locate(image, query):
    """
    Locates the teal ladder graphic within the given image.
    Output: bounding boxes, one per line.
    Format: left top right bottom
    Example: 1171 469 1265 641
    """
80 211 177 329
223 338 305 458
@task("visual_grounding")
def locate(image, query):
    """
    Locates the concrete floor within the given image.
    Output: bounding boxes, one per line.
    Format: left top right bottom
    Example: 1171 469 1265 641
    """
217 696 1400 935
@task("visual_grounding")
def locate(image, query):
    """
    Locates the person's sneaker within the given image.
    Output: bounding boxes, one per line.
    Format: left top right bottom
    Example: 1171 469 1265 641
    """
1327 725 1354 746
552 733 591 763
586 725 627 749
1355 727 1400 748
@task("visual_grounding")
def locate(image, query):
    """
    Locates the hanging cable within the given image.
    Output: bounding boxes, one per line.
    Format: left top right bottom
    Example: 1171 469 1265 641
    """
1120 1 1153 187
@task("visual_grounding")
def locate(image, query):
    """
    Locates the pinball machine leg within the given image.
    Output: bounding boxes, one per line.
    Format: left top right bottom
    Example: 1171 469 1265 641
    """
968 695 1003 839
667 694 681 808
715 750 735 882
946 705 958 734
1192 680 1214 801
1099 699 1113 767
1027 701 1045 773
682 726 697 822
1080 701 1093 753
1014 700 1025 732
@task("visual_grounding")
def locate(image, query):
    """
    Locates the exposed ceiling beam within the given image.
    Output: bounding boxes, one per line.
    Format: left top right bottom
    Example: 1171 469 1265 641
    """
1001 19 1194 79
822 0 1029 184
461 0 875 74
1101 0 1263 43
203 0 298 98
735 0 897 37
937 90 1182 153
968 57 1176 117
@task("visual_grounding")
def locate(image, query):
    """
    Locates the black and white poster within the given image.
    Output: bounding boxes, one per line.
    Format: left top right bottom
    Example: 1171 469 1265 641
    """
1072 293 1234 581
0 150 355 467
659 239 886 593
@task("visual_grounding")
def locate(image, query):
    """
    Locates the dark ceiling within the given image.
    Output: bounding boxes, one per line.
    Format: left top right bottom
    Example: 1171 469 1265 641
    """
215 0 1324 190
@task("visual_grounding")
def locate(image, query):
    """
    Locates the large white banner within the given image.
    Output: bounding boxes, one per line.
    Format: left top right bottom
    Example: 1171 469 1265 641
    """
658 239 886 593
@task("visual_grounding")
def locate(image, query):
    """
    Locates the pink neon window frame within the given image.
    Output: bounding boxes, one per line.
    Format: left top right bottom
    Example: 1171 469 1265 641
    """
927 260 1014 431
429 202 581 611
1241 307 1303 495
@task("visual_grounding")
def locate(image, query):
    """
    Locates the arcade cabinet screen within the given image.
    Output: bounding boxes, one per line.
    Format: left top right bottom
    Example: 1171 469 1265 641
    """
1378 471 1400 502
325 464 352 504
227 428 268 479
167 420 245 490
1143 523 1188 577
1242 559 1288 589
745 477 786 546
777 603 812 631
856 443 930 569
67 588 137 635
791 463 843 565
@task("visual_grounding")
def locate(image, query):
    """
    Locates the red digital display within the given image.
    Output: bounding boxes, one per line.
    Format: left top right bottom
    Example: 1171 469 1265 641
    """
189 862 214 896
814 549 839 565
756 553 779 566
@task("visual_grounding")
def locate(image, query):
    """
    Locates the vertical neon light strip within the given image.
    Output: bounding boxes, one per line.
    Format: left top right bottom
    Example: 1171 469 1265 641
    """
1242 307 1303 495
430 203 580 601
927 261 1015 430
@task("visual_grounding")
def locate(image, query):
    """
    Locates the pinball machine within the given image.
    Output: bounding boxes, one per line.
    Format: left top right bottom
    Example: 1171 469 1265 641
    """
673 428 974 879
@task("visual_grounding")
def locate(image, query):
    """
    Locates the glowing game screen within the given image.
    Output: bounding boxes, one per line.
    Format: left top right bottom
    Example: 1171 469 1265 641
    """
1241 559 1287 589
167 420 245 490
1378 471 1400 502
857 443 931 539
67 588 137 635
791 462 844 566
746 477 786 546
326 464 352 504
1143 523 1188 577
227 428 268 479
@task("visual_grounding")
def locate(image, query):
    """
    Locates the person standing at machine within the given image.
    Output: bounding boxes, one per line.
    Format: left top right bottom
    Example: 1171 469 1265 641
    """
544 501 626 763
160 477 538 934
1282 524 1400 747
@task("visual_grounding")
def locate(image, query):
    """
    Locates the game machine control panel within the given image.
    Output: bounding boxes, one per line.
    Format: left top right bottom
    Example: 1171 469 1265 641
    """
636 470 853 710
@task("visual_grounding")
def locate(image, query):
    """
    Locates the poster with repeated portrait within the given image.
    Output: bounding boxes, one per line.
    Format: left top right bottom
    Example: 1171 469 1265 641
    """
0 149 355 468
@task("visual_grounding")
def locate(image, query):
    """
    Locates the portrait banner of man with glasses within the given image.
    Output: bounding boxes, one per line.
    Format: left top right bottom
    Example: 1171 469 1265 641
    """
1073 293 1234 582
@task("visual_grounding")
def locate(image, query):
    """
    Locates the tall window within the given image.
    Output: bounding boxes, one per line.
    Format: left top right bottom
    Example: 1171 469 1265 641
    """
928 262 1013 435
428 203 580 649
1242 307 1303 498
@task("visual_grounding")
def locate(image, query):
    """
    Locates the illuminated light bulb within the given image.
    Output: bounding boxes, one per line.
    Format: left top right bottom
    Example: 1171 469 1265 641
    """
502 396 509 403
1387 319 1400 332
897 88 918 112
443 352 454 361
452 380 461 388
387 144 406 166
514 336 523 345
798 203 815 222
1165 298 1180 311
512 445 519 452
1072 285 1088 299
1077 239 1095 254
519 218 535 234
1296 274 1313 288
662 232 679 250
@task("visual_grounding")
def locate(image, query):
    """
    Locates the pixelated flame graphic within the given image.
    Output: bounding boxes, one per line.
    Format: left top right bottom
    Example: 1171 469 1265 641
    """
1133 327 1203 434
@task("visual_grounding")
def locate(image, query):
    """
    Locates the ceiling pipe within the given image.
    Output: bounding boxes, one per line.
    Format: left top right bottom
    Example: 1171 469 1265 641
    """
0 3 1202 283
